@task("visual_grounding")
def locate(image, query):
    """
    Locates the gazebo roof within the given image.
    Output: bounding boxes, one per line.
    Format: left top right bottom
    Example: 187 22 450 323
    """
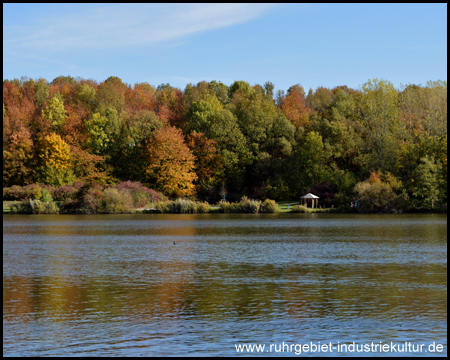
300 193 319 199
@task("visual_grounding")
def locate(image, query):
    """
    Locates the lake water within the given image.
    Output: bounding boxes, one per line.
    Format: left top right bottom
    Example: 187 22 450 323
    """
3 213 447 356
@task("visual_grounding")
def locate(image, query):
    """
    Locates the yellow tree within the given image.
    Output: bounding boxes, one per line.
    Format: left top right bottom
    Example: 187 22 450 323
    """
36 133 75 185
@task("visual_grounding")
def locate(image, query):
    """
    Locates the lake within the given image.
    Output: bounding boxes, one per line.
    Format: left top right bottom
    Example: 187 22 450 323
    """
3 213 447 356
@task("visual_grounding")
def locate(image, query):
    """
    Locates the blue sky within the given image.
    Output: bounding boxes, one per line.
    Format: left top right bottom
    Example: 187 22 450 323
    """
3 3 447 93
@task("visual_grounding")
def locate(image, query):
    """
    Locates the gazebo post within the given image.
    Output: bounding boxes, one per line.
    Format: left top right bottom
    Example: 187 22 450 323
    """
300 193 319 210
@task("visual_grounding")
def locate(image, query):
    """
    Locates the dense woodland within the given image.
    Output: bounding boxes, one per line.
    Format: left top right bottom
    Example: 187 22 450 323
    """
3 76 447 212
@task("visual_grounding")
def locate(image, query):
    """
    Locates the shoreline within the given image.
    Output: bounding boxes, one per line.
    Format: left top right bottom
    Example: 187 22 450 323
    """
3 201 446 215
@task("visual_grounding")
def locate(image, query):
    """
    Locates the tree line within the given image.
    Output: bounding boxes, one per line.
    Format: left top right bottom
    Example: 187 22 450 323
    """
3 76 447 211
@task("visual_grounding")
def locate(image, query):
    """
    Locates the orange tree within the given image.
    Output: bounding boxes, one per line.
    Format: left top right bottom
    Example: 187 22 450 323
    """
143 126 197 198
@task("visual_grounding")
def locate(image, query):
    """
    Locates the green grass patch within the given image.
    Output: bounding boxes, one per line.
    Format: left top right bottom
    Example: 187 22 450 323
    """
277 201 300 212
3 201 22 213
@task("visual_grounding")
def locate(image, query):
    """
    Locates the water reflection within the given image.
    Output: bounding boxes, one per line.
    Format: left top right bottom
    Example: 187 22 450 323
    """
3 214 447 356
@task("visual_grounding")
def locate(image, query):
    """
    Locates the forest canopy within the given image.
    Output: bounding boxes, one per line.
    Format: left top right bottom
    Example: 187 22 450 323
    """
3 76 447 211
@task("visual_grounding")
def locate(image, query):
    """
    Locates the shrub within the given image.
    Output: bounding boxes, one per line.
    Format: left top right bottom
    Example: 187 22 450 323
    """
21 184 37 200
194 201 210 213
32 200 60 214
40 189 53 202
10 201 32 214
238 196 260 213
81 187 103 214
100 188 134 214
218 197 268 213
154 199 211 213
168 198 191 213
3 185 33 201
52 184 79 201
2 184 58 201
290 205 308 213
11 199 59 214
353 178 396 213
76 182 102 200
219 201 232 213
155 200 172 213
260 199 278 213
59 198 82 214
115 181 166 207
33 185 43 200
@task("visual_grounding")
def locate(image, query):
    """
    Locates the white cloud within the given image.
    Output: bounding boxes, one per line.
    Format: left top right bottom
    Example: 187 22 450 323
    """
5 3 275 52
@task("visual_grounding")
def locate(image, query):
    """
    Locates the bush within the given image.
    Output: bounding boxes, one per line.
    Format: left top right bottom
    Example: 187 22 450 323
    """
3 184 37 201
40 189 53 202
155 198 210 213
352 171 407 213
52 184 79 201
33 185 43 200
59 198 82 214
219 201 232 213
32 200 60 214
194 201 210 213
238 196 260 213
290 205 308 213
155 200 172 213
10 199 59 214
81 186 103 214
100 188 134 214
10 201 32 214
3 184 56 201
260 199 278 213
169 198 195 213
218 197 274 213
115 181 166 207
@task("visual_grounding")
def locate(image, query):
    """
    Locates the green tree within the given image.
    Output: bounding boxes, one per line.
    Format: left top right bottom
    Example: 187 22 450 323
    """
34 78 50 108
413 155 443 209
84 112 109 154
264 81 275 99
286 131 332 197
41 94 67 131
186 95 250 182
423 80 447 140
359 79 400 172
398 83 423 183
77 83 96 109
96 76 126 115
208 80 229 105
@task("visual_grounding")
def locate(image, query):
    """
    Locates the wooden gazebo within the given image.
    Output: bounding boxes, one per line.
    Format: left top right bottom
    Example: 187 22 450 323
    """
300 193 319 209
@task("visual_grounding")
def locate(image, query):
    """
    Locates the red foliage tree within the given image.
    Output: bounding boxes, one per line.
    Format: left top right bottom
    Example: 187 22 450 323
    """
186 131 223 183
278 84 313 128
156 86 186 131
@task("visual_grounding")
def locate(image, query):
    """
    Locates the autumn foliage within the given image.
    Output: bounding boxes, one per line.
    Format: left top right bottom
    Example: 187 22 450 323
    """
2 76 447 211
144 126 197 198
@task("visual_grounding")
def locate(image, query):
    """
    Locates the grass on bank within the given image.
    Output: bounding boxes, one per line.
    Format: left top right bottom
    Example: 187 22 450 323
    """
4 198 335 215
3 201 21 213
1 181 337 214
